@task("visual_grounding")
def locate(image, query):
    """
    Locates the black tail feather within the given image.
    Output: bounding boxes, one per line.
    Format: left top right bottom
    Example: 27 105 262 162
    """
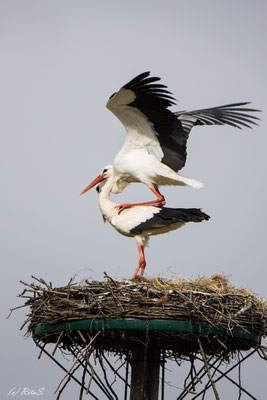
130 208 210 235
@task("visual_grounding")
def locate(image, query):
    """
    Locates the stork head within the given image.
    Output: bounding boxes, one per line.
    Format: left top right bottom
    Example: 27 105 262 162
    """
80 165 114 195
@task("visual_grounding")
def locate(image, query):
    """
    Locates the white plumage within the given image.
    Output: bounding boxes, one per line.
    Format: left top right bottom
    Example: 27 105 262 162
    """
103 72 259 212
81 72 259 277
81 166 210 278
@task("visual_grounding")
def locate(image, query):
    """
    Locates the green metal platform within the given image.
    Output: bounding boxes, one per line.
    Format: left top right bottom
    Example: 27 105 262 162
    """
33 318 261 343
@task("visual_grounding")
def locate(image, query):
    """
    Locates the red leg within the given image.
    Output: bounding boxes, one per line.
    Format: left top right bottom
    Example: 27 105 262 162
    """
132 244 146 279
116 185 166 214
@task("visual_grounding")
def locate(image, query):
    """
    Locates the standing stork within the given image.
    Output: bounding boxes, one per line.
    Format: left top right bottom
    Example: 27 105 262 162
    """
81 166 210 278
100 71 259 212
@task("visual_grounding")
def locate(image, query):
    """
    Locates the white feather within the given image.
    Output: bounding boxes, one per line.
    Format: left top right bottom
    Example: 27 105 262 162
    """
96 167 191 248
106 86 203 193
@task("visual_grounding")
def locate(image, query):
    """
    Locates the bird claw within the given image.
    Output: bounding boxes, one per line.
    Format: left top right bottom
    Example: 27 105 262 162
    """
157 198 166 207
115 198 165 214
115 204 131 214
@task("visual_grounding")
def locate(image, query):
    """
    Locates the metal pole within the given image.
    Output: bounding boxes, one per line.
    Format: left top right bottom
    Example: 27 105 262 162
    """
130 344 160 400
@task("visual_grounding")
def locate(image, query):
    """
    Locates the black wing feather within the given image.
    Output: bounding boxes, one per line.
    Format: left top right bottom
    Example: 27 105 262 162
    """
123 72 176 107
130 208 210 235
123 72 189 171
113 73 260 172
176 103 260 133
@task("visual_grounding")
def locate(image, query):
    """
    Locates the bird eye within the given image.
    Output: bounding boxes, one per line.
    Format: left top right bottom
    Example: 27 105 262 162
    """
103 168 108 173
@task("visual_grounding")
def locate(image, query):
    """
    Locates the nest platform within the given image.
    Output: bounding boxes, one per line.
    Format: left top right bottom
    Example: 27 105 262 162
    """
19 274 266 359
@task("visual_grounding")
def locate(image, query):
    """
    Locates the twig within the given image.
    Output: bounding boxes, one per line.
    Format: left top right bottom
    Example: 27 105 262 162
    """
102 353 130 387
103 272 126 296
56 375 72 400
66 341 113 399
87 363 96 393
98 353 119 400
56 362 81 400
33 338 98 400
38 343 46 359
238 353 241 400
31 275 52 289
257 347 267 360
192 349 258 400
7 304 29 319
77 330 87 343
201 355 224 400
197 338 220 400
79 348 89 400
177 354 220 400
183 355 198 393
54 331 100 394
234 304 253 317
52 332 64 356
104 272 119 286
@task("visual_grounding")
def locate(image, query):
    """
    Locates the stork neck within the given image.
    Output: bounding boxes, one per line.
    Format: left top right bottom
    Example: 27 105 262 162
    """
97 177 117 220
99 177 114 199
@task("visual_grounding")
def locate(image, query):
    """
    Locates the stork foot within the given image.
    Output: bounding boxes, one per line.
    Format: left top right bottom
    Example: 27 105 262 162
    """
116 197 165 215
132 265 140 279
132 244 146 279
153 197 166 207
115 203 134 214
132 259 146 279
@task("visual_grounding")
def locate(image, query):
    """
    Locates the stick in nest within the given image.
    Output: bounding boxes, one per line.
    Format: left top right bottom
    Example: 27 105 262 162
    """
54 331 101 394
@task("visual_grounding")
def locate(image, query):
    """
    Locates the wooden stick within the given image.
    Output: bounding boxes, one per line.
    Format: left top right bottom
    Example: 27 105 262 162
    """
31 275 51 289
197 338 220 400
79 348 89 400
87 363 95 393
7 304 29 319
194 353 257 400
38 343 46 360
104 272 118 286
77 330 87 343
54 331 100 394
52 332 64 356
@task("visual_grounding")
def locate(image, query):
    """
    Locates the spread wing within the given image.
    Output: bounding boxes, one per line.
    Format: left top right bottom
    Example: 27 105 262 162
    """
106 72 188 171
130 208 210 235
107 72 260 172
176 103 260 134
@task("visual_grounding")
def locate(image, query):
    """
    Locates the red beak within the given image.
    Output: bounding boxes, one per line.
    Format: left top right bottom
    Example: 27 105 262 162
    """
80 175 105 195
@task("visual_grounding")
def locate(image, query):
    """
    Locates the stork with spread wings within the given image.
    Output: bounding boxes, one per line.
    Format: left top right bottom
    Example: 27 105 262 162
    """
83 72 260 212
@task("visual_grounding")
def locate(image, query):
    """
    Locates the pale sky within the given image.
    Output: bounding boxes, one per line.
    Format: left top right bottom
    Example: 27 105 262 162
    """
1 1 266 398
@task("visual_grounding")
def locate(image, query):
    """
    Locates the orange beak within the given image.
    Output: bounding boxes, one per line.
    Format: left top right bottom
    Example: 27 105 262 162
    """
80 175 105 195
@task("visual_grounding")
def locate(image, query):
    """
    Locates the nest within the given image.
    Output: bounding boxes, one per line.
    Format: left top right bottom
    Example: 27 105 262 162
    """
16 273 266 358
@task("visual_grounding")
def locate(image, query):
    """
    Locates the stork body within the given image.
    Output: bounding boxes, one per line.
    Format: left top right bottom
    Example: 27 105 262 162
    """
82 166 210 278
105 72 259 211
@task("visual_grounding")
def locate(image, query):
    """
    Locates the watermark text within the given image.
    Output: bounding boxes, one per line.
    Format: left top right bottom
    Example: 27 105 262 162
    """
7 387 45 397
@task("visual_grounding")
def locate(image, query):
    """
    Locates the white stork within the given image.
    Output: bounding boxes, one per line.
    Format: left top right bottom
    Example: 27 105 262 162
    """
81 165 210 278
90 72 259 213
